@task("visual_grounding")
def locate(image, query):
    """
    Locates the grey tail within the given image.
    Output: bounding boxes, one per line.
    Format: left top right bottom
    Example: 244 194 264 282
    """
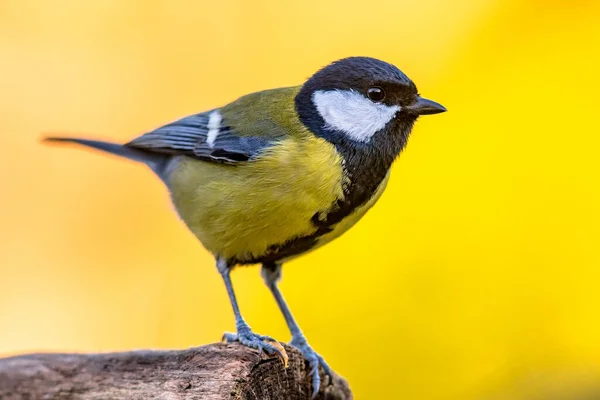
43 137 171 180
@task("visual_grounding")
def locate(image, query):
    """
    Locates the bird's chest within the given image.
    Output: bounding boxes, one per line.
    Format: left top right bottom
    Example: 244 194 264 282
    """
255 167 391 264
265 143 396 263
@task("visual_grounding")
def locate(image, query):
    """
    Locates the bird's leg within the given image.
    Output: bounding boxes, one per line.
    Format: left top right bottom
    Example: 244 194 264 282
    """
217 258 288 366
262 263 333 398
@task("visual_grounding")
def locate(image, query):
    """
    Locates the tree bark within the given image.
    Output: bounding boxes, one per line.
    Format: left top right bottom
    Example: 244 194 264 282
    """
0 342 352 400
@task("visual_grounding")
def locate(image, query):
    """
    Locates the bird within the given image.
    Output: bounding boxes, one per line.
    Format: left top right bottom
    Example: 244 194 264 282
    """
44 56 446 397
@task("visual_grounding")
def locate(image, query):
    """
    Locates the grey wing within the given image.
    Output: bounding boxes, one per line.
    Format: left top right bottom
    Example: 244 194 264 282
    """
125 110 274 164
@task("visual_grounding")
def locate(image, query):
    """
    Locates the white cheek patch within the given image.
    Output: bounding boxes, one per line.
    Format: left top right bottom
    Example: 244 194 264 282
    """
312 89 400 142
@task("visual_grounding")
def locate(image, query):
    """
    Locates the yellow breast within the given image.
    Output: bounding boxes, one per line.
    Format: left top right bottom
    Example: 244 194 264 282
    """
167 135 346 262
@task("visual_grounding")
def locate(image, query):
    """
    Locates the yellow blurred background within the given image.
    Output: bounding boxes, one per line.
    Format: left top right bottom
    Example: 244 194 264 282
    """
1 0 599 398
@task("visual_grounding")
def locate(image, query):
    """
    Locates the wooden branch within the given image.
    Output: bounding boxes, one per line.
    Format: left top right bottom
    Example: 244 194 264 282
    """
0 342 352 400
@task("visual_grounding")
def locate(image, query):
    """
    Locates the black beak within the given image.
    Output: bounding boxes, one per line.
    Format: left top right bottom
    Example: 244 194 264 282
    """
406 96 447 115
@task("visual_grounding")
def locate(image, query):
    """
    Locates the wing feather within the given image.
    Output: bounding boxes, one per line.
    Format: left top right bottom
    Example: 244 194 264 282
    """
125 110 274 164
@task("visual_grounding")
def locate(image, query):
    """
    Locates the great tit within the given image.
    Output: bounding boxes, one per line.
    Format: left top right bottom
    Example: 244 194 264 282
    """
45 56 446 397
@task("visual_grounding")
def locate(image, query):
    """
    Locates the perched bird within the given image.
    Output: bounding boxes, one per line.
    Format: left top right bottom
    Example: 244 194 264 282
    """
45 56 446 397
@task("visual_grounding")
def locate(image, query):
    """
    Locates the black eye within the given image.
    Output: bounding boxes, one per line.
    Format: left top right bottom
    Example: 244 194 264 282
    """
367 86 386 102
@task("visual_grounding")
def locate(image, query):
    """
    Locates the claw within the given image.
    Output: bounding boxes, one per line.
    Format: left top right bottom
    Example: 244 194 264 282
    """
290 339 332 398
265 339 289 368
223 330 289 368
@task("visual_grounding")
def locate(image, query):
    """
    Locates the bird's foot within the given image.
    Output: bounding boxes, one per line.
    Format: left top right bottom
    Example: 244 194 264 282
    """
223 323 288 367
290 336 333 398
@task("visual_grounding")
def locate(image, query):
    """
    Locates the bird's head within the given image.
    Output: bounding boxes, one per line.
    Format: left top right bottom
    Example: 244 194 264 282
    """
295 57 446 147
